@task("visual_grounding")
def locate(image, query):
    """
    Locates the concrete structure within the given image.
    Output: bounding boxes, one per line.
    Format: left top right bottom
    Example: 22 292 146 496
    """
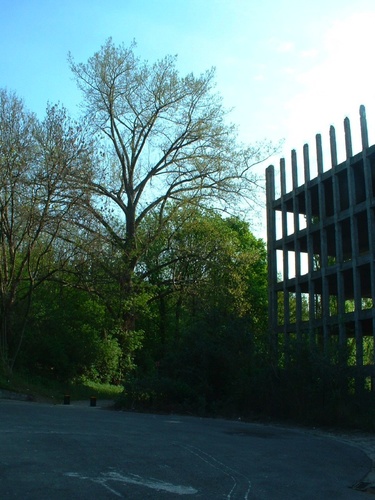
266 106 375 383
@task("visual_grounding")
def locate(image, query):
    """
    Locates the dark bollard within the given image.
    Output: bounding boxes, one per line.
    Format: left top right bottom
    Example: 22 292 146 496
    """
63 395 70 405
90 396 97 407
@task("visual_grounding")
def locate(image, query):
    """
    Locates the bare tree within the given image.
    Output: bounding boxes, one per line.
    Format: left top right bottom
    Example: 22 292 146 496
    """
0 90 91 373
69 39 274 329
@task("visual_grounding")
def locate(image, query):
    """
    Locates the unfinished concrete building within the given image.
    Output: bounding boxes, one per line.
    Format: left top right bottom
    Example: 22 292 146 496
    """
266 106 375 384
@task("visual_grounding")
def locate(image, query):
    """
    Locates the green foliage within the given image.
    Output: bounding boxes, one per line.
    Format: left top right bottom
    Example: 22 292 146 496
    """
140 209 268 323
84 335 122 384
0 370 122 402
0 90 92 372
19 284 123 382
116 373 202 414
118 311 258 416
242 338 375 431
113 327 144 375
115 210 270 416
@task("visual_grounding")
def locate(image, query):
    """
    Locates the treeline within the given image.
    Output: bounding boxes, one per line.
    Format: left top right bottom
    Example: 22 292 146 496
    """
19 211 270 417
0 39 275 417
0 82 271 414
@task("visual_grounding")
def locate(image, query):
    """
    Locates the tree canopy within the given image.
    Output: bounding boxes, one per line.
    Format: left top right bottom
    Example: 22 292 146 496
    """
68 38 274 329
0 41 274 409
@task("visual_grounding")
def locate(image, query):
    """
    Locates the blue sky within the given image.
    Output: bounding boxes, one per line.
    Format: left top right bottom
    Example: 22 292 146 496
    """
1 0 375 233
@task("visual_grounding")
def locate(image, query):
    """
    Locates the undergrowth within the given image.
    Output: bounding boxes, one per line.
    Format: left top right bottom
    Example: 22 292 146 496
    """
0 371 123 403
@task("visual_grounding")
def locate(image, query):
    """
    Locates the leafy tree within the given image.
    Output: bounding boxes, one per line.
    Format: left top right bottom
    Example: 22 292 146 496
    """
69 39 275 331
143 210 268 330
121 211 269 413
0 90 91 373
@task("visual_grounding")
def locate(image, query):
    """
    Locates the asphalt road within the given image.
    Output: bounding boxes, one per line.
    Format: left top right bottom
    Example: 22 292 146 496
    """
0 399 371 499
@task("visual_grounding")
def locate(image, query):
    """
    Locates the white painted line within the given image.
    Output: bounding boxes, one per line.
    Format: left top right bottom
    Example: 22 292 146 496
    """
183 445 252 499
65 470 198 496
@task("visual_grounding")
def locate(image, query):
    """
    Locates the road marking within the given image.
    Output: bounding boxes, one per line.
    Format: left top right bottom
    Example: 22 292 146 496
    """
183 445 252 499
65 471 197 496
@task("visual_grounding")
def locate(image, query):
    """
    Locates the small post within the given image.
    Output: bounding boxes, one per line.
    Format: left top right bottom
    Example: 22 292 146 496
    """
90 396 97 407
63 395 70 405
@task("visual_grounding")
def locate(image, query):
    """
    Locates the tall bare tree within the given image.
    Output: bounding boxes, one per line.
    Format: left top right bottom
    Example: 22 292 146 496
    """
69 39 274 330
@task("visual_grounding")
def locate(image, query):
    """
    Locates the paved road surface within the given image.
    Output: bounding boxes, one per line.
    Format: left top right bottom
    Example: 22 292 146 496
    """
0 399 371 498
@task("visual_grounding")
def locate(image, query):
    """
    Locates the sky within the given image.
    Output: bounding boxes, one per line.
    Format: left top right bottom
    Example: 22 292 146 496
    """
1 0 375 236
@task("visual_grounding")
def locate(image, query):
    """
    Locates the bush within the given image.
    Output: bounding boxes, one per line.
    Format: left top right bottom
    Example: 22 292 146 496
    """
116 373 206 415
20 287 122 382
86 334 122 384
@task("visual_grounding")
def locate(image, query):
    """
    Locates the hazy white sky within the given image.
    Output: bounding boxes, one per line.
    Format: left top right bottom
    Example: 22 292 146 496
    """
1 0 375 234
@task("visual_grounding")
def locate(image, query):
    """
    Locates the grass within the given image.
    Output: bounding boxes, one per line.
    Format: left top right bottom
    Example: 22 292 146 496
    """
0 371 123 404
